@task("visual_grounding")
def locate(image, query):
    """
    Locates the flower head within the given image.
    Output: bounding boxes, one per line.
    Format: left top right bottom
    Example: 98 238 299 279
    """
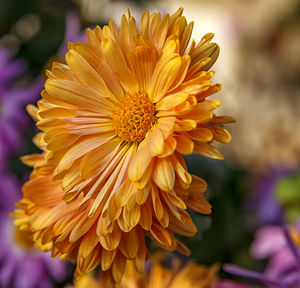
14 8 233 285
0 173 66 288
67 259 219 288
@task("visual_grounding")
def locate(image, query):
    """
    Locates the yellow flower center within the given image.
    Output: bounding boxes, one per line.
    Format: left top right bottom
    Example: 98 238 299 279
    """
113 93 156 142
14 226 35 250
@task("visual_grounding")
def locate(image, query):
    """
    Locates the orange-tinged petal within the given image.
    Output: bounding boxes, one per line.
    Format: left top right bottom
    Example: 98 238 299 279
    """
38 107 77 119
194 143 224 160
128 140 152 183
140 10 149 38
180 21 194 55
133 160 154 189
120 14 137 53
156 92 188 111
80 138 121 179
44 79 113 114
56 134 115 174
88 144 134 216
107 194 122 221
147 265 165 288
119 228 139 258
169 55 191 90
135 232 147 274
46 133 80 151
157 117 176 139
151 14 170 52
167 191 186 210
136 185 150 205
174 134 194 154
127 45 158 92
149 223 174 248
76 245 101 276
190 175 207 193
187 127 213 143
69 211 98 242
190 34 219 66
112 253 126 283
115 180 136 208
209 115 235 124
101 249 117 271
78 227 99 258
186 195 212 214
158 136 177 158
146 125 165 157
101 38 138 93
175 240 191 256
174 119 197 131
69 42 124 96
153 157 175 191
151 185 164 220
26 104 39 121
211 126 232 143
139 204 152 231
23 176 61 206
149 54 182 103
123 204 140 230
99 226 122 251
169 154 192 189
168 219 197 237
66 49 112 94
20 154 44 167
196 83 222 101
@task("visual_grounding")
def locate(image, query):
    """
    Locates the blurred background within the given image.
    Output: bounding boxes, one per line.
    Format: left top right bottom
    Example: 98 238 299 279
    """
0 0 299 287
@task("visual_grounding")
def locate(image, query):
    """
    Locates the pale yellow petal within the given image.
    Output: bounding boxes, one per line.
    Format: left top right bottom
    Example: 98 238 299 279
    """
146 125 165 157
157 117 176 139
101 38 138 93
127 45 158 92
128 140 152 183
156 92 188 111
152 157 175 191
158 136 177 158
149 54 182 103
45 79 113 114
66 49 112 95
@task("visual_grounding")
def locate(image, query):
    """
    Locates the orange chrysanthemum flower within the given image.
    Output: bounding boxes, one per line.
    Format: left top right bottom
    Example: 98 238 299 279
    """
14 8 234 285
67 260 219 288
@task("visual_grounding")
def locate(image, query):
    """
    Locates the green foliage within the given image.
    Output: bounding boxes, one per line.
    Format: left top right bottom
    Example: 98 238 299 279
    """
276 173 300 222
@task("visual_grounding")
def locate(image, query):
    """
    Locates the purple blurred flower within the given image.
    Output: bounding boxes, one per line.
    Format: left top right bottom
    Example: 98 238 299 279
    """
0 49 25 86
0 173 67 288
250 169 292 225
58 11 87 58
224 223 300 288
217 280 260 288
0 46 42 171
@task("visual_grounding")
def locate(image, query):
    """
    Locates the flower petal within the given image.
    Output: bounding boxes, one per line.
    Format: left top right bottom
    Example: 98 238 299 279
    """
146 125 165 157
194 143 224 160
153 157 175 191
149 54 182 103
128 140 152 183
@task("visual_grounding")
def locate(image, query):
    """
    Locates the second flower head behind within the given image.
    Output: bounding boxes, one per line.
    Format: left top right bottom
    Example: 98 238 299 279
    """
67 258 219 288
14 7 234 286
